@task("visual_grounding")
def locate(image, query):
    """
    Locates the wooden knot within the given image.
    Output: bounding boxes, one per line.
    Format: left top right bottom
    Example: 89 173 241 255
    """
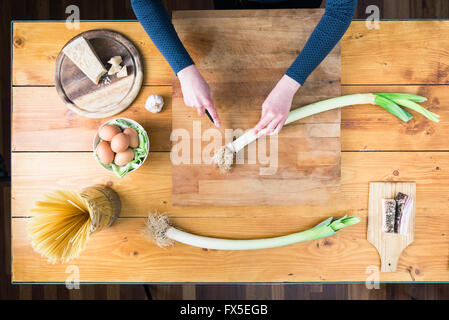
393 170 399 176
426 126 435 136
348 33 364 40
13 36 24 48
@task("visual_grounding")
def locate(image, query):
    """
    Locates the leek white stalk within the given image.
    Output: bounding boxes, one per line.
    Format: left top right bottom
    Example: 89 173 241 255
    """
286 93 376 124
145 214 360 250
214 93 438 172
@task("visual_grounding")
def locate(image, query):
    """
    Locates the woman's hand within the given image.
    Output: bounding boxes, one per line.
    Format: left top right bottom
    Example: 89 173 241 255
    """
252 75 301 136
177 65 221 127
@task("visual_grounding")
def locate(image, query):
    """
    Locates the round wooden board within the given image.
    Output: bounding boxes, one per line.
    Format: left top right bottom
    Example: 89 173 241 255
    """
55 29 143 118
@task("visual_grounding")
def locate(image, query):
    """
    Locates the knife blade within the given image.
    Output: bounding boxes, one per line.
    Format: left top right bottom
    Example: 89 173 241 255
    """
205 109 214 124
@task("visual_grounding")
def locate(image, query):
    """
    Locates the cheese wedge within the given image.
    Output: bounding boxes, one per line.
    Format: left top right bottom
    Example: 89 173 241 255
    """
108 64 122 75
117 65 128 78
63 37 107 85
108 56 122 66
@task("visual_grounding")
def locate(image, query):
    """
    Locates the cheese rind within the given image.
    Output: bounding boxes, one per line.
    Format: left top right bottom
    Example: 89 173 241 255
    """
63 37 107 84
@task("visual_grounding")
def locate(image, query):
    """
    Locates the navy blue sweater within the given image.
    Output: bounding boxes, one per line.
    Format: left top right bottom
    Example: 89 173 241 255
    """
132 0 356 85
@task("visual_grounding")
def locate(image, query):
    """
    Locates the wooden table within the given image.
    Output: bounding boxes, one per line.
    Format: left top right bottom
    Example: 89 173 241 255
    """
11 13 449 283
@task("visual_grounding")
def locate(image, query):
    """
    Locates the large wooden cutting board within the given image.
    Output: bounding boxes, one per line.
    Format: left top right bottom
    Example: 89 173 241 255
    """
172 10 341 206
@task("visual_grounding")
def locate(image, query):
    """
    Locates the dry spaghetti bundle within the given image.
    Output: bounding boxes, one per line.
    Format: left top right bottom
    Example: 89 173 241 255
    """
28 186 120 264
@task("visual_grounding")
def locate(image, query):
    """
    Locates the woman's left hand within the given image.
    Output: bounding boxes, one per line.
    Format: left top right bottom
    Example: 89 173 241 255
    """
252 75 301 136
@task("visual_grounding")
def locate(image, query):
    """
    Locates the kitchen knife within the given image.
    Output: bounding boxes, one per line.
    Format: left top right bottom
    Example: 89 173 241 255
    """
205 109 214 124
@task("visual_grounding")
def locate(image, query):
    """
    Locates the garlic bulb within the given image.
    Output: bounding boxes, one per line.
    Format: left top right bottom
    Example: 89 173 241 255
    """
145 95 164 113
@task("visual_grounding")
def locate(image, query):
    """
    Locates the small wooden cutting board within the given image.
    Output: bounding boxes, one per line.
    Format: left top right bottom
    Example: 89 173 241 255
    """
368 182 416 272
55 29 143 118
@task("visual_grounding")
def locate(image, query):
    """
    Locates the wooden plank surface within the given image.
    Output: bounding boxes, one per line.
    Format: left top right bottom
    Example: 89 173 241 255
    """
11 151 449 218
172 9 341 206
341 85 445 150
12 84 447 152
12 215 449 282
12 20 449 152
13 20 449 87
11 21 449 153
342 20 449 85
12 86 172 152
12 151 449 281
12 21 171 86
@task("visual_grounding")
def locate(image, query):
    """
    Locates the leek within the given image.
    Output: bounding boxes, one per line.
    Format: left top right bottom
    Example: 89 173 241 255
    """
214 92 438 172
285 93 437 124
376 93 440 123
145 214 360 250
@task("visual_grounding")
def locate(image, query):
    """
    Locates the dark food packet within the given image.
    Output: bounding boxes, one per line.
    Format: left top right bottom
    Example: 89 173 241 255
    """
394 192 408 233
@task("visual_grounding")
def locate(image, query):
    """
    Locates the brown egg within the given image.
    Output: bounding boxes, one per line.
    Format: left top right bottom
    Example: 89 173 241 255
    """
96 141 114 165
114 148 135 166
123 128 139 148
98 125 121 141
110 133 129 153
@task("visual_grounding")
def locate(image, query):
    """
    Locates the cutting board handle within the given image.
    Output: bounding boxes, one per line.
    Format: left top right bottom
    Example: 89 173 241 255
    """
380 256 399 272
379 241 403 272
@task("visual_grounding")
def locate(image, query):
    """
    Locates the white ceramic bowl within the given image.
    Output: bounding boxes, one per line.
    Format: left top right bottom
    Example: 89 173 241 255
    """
93 118 150 176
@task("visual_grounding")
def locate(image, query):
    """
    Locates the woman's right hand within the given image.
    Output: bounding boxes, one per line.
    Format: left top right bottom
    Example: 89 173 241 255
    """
177 64 221 127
